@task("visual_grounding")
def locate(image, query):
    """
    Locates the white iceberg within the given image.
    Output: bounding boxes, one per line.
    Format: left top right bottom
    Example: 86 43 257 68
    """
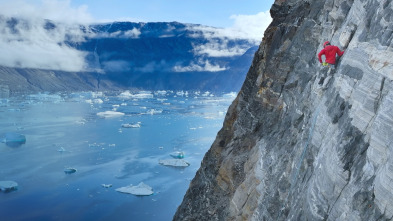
118 91 154 99
91 91 104 98
155 90 167 96
146 109 163 115
202 91 211 97
0 181 18 192
94 99 104 104
97 111 125 118
133 91 154 99
116 182 153 196
159 159 190 167
102 184 112 188
121 123 141 128
118 91 133 99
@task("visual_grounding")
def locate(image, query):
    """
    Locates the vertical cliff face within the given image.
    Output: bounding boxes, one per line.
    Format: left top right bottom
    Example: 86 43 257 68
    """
174 0 393 220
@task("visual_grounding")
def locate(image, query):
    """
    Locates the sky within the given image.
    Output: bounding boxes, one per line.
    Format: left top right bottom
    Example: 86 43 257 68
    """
0 0 274 28
0 0 274 72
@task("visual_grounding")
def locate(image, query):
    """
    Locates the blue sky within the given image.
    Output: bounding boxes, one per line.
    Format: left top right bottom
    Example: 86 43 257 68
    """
0 0 274 28
69 0 274 28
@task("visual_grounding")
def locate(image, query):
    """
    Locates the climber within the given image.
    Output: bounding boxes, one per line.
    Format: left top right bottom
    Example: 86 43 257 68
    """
318 41 344 68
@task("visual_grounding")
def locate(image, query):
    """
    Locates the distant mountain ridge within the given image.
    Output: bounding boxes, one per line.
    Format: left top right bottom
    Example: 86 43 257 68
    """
0 18 259 94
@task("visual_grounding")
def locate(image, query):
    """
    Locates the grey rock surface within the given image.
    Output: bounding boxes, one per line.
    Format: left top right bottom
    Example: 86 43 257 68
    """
174 0 393 220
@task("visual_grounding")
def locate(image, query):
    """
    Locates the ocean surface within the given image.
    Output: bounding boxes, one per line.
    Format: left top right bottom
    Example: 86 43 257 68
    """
0 90 236 221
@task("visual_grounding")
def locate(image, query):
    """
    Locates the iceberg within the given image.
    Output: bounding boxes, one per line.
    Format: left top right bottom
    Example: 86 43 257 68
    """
102 184 112 188
170 151 185 159
118 91 133 99
176 91 186 96
116 182 153 196
93 99 104 104
64 168 77 174
146 109 163 115
121 123 141 128
90 91 104 98
0 181 18 192
1 132 26 148
159 159 190 167
118 91 154 99
97 111 125 118
155 90 167 96
202 91 212 97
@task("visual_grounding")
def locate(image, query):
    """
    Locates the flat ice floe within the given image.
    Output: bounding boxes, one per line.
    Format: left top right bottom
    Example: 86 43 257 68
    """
97 111 125 118
116 182 153 196
159 159 190 167
121 122 141 128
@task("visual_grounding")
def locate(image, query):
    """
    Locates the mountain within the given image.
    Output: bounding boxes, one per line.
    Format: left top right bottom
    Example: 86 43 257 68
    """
174 0 393 220
0 18 259 94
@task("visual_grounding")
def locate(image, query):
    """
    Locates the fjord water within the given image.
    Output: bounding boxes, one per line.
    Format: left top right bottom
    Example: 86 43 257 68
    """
0 91 234 221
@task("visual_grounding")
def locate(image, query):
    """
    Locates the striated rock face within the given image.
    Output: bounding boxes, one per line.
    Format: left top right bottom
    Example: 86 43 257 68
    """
174 0 393 220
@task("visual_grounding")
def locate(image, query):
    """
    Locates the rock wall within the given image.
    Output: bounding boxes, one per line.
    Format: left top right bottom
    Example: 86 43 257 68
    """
174 0 393 220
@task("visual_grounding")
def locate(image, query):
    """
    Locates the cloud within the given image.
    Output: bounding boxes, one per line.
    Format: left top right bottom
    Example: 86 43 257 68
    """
124 28 141 38
228 11 272 42
95 28 141 39
0 0 93 71
0 0 93 24
188 11 272 57
173 59 226 72
0 17 89 72
135 60 169 73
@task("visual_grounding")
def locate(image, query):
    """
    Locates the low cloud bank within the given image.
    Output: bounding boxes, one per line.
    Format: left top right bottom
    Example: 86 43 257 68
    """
173 59 226 72
189 11 272 57
0 17 88 72
0 0 92 72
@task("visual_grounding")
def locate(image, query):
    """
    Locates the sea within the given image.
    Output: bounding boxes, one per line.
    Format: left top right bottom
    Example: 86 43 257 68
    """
0 90 236 221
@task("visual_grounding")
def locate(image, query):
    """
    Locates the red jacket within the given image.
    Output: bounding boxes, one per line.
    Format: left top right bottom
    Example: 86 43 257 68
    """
318 45 344 64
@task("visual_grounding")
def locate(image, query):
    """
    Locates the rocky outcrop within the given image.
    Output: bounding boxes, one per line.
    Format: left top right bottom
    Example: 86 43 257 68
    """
0 66 117 94
174 0 393 220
